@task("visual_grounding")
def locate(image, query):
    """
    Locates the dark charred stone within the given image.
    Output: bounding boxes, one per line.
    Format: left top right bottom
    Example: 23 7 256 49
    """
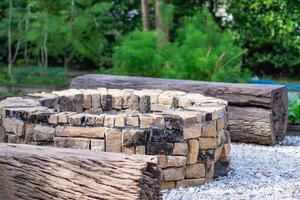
40 97 58 108
198 150 215 163
74 94 84 112
130 94 140 110
7 134 20 143
139 95 151 113
146 142 173 155
214 160 230 177
171 97 179 109
59 96 68 111
101 94 112 111
123 129 149 147
150 127 184 143
6 109 25 120
205 113 212 121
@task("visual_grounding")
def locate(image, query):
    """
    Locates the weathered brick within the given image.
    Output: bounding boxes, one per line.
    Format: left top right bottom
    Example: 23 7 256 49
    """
157 155 167 168
186 139 199 164
126 115 139 127
199 138 219 150
130 94 140 110
151 104 171 112
148 114 164 127
122 146 135 154
48 114 58 124
2 118 25 136
172 142 188 156
104 115 115 127
135 146 146 155
32 125 55 141
54 137 90 149
157 94 173 105
139 115 153 128
114 115 126 127
202 122 217 137
139 95 151 113
176 178 206 188
186 163 206 178
163 167 185 181
85 114 96 126
57 126 105 138
95 114 105 126
90 139 105 151
101 94 112 111
83 94 92 109
147 142 173 155
122 129 148 147
166 156 186 167
69 114 85 126
183 123 202 139
216 118 225 130
105 128 122 152
161 181 175 190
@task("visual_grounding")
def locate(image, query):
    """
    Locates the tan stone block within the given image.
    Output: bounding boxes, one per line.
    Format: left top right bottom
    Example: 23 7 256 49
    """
115 115 126 127
186 139 199 164
69 114 85 126
151 104 170 112
95 114 105 126
217 118 225 130
105 128 122 152
164 111 198 126
157 94 173 105
104 115 115 127
186 163 206 178
48 114 58 124
206 162 214 179
140 89 163 104
176 178 206 188
183 123 202 139
213 146 223 163
25 123 36 140
220 143 231 162
91 139 105 151
166 156 186 167
122 146 135 154
129 94 140 110
91 93 101 108
135 146 146 155
57 112 75 124
32 125 55 141
202 122 217 137
172 142 188 156
199 138 219 150
2 118 25 136
157 155 167 168
85 114 96 126
54 137 90 149
83 94 92 109
58 126 105 138
108 89 124 109
161 181 175 190
139 115 153 128
126 115 139 127
149 114 164 127
55 126 65 136
163 167 185 181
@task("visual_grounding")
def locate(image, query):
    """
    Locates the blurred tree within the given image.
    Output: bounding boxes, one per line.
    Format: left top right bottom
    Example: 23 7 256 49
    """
227 0 300 75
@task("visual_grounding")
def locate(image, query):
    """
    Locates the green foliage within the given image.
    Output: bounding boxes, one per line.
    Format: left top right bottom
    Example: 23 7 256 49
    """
109 8 250 83
227 0 300 73
288 92 300 124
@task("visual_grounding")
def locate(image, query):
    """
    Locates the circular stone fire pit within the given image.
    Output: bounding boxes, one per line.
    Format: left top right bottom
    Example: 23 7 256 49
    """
0 88 230 189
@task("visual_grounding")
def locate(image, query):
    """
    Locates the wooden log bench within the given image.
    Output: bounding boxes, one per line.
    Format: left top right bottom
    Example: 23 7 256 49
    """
0 143 161 200
0 87 230 189
70 74 288 145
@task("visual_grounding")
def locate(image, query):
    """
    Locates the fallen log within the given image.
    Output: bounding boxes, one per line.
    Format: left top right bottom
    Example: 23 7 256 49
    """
0 144 162 200
70 74 288 145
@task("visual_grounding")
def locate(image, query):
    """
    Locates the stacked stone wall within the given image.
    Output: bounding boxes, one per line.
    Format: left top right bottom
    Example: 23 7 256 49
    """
0 88 230 189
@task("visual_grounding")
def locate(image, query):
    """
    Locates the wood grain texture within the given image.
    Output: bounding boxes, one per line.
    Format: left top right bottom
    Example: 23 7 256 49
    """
70 74 288 145
0 144 162 200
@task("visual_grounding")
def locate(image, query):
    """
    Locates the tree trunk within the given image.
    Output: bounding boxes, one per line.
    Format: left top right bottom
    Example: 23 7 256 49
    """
141 0 150 31
70 74 288 145
155 0 169 40
0 143 162 200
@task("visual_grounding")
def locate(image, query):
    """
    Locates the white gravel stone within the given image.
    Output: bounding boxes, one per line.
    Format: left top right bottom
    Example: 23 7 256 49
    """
163 136 300 200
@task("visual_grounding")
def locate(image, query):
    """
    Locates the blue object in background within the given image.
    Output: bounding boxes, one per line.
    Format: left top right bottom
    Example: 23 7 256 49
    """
248 78 300 91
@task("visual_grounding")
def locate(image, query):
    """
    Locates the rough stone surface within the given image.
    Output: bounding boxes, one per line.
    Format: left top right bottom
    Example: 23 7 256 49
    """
186 163 206 178
54 137 90 149
187 139 199 164
163 167 185 181
90 139 105 151
172 142 188 156
105 128 122 152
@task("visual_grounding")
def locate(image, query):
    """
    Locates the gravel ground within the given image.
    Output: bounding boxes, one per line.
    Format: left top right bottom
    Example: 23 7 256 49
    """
163 136 300 200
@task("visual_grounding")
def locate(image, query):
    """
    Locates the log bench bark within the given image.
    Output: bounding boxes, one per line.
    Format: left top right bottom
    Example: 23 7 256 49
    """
0 144 162 200
70 74 288 145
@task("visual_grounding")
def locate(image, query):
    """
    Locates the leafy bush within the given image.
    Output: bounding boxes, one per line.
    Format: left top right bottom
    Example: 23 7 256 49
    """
12 66 69 86
227 0 300 74
108 8 250 83
288 92 300 124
